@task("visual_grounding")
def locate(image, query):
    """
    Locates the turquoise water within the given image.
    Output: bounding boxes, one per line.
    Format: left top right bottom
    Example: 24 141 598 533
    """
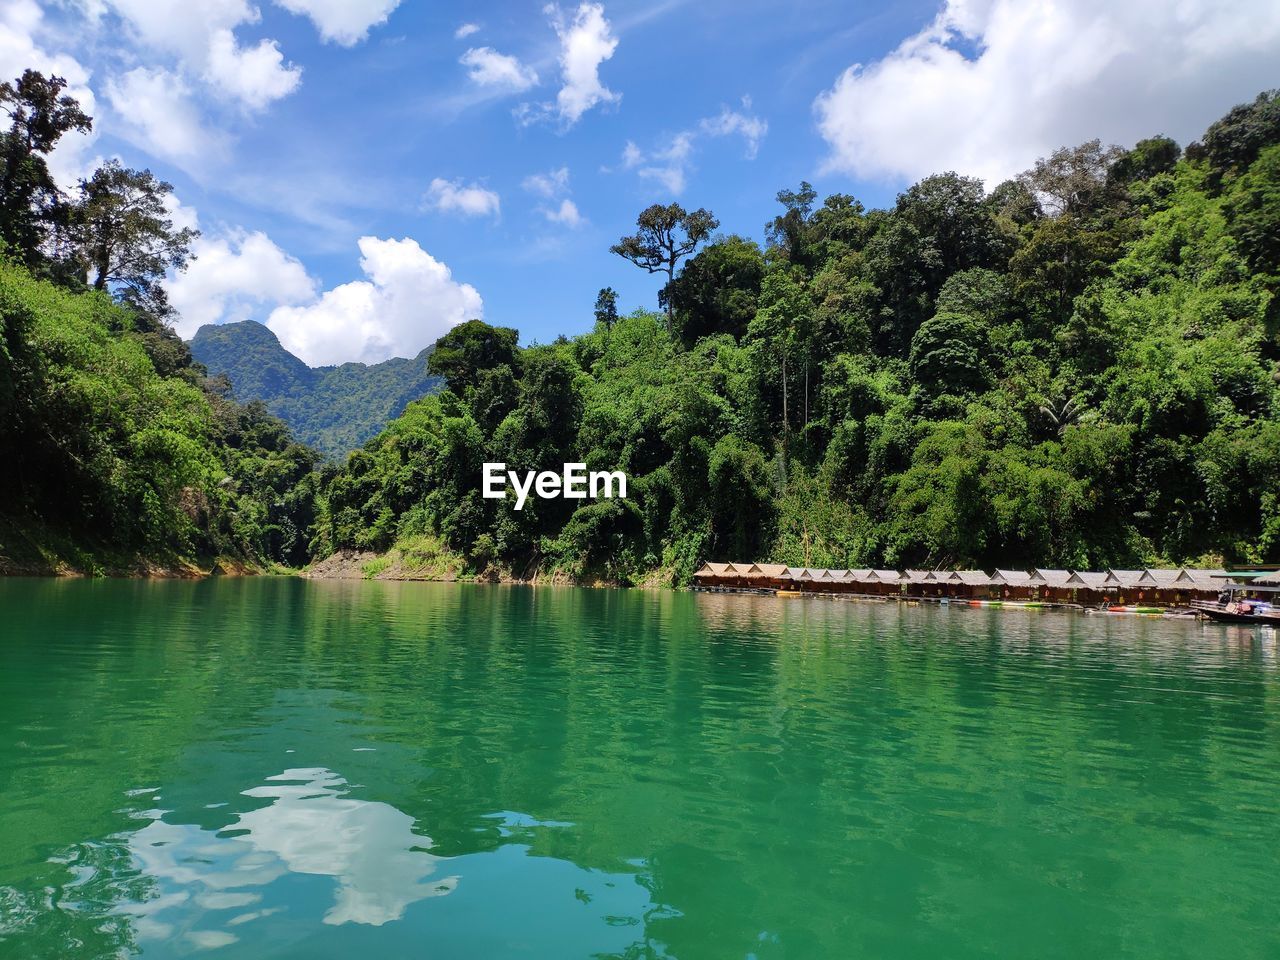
2 578 1279 959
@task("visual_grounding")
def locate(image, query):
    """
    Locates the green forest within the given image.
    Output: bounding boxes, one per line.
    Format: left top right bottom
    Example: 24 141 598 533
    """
2 66 1278 582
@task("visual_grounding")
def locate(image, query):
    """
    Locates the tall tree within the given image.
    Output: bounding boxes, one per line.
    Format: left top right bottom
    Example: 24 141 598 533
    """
0 70 92 266
593 287 619 329
765 181 818 261
610 203 719 323
72 160 199 315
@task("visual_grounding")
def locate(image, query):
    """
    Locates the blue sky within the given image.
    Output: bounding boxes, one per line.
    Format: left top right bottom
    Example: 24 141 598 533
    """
5 0 1280 365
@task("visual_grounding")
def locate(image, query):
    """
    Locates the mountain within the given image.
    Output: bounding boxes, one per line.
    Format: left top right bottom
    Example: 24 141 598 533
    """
190 321 441 461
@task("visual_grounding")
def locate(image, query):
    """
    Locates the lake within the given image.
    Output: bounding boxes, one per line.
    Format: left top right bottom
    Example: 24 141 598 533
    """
2 579 1279 959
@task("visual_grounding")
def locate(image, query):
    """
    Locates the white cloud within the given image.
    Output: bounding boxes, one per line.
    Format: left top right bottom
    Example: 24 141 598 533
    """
166 229 315 339
161 192 201 234
273 0 402 46
619 132 695 194
267 237 483 366
424 178 501 218
814 0 1280 187
523 167 584 226
542 198 585 227
613 98 765 195
700 98 768 159
454 22 481 40
460 47 539 91
205 29 301 111
521 2 619 127
99 0 301 111
0 0 99 186
106 67 226 166
522 166 571 198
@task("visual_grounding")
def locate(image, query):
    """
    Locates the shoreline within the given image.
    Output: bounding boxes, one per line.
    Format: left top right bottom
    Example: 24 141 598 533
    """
0 548 651 589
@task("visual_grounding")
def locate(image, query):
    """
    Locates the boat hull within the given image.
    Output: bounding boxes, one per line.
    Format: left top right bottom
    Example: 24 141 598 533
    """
1198 608 1280 626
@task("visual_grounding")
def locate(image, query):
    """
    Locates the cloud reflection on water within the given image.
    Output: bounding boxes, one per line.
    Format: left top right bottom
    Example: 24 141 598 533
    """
125 766 456 946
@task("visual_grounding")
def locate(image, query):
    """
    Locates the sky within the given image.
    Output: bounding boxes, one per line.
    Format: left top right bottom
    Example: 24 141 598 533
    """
4 0 1280 367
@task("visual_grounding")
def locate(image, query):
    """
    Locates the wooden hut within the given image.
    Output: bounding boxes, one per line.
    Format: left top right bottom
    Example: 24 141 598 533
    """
1028 569 1072 603
830 569 856 594
1132 568 1226 606
953 570 993 599
784 567 819 593
867 569 903 597
1065 570 1111 606
1102 569 1144 605
1180 569 1231 597
693 561 740 589
752 563 789 589
903 569 935 598
843 569 876 596
991 569 1035 601
815 569 845 594
1131 568 1182 606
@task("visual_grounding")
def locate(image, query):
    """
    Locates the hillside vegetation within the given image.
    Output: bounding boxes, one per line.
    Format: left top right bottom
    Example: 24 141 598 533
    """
190 321 441 461
0 70 318 574
314 92 1280 584
0 263 320 573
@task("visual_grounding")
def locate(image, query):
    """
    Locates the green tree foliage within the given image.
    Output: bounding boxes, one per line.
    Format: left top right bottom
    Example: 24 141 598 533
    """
427 318 520 394
593 287 619 329
71 159 199 314
1197 89 1280 184
665 235 764 344
316 90 1280 581
0 262 317 570
908 311 993 407
0 70 91 268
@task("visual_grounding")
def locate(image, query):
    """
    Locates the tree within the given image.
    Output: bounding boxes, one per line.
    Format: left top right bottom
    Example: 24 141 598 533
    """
1197 89 1280 184
593 287 619 329
894 172 1006 281
707 434 773 558
1018 139 1128 219
1109 136 1181 185
664 235 765 344
748 266 815 443
0 70 92 265
908 311 993 403
71 160 199 315
765 181 818 259
1226 143 1280 278
610 203 719 323
427 319 520 395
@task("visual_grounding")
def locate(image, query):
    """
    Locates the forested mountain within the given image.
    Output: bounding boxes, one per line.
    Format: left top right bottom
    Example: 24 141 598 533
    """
314 91 1280 584
190 321 441 461
0 70 319 574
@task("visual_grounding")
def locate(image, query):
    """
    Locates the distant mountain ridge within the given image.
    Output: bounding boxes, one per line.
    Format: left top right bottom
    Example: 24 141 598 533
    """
190 321 441 461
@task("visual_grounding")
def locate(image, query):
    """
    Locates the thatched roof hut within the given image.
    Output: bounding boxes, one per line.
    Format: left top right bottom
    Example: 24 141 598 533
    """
1030 569 1072 587
1104 569 1145 589
992 569 1032 585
